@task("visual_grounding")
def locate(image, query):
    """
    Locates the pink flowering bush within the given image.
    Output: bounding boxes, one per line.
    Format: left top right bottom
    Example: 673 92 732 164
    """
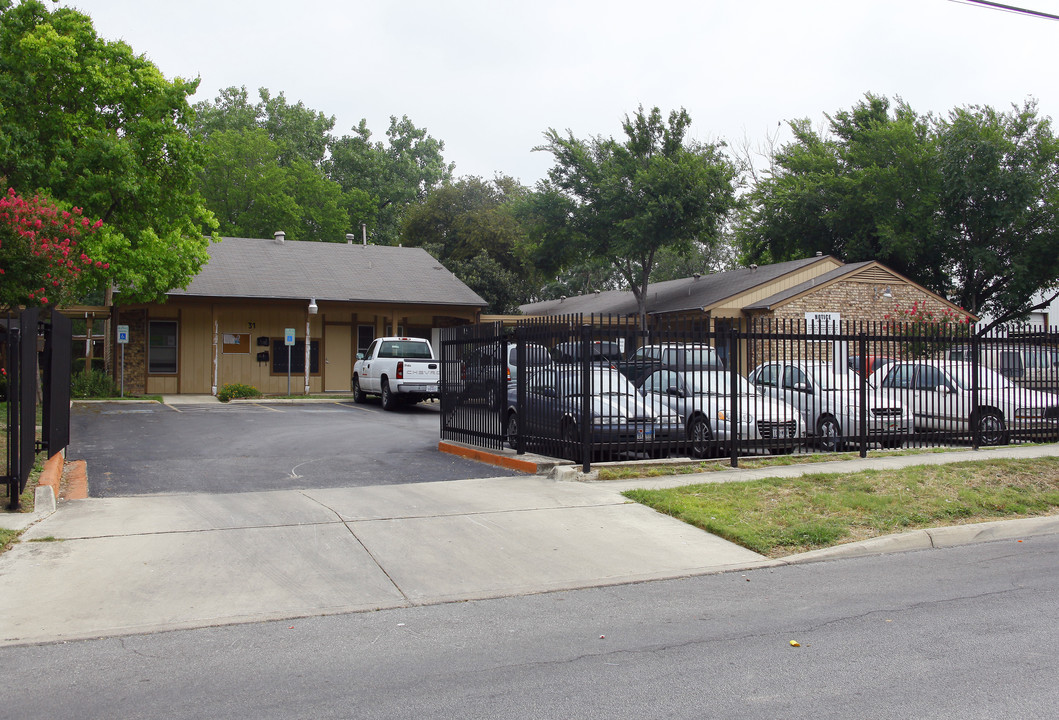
884 301 973 359
0 184 108 310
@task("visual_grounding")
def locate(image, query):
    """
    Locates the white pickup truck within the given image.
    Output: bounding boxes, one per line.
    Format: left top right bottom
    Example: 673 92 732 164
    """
352 337 440 410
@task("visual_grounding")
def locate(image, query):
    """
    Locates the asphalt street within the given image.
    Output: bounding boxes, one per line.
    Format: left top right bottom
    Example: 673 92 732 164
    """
2 535 1057 719
70 399 513 495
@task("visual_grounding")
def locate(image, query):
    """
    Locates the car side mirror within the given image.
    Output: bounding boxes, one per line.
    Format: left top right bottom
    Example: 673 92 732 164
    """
793 382 810 393
666 386 683 397
356 352 364 360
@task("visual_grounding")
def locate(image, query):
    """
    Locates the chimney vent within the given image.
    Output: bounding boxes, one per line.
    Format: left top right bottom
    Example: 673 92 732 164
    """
816 251 822 257
274 231 285 244
346 234 355 245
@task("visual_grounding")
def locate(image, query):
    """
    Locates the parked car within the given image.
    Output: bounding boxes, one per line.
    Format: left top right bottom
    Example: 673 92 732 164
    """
462 342 553 408
503 366 684 461
353 336 439 410
748 361 911 451
848 355 896 377
639 369 805 458
946 344 1059 392
868 360 1059 445
614 343 725 385
551 340 623 366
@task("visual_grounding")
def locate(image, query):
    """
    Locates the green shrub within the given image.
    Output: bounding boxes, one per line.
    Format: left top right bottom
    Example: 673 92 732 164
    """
70 369 117 398
217 383 261 403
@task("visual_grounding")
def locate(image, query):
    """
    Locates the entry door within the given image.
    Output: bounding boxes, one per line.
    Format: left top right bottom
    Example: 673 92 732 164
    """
324 325 353 391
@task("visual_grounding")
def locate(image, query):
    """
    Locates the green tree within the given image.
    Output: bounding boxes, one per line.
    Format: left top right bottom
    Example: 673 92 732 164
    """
536 106 739 328
193 88 348 242
329 116 453 245
0 0 217 303
193 86 335 168
401 176 533 313
737 95 946 290
934 101 1059 328
739 95 1059 328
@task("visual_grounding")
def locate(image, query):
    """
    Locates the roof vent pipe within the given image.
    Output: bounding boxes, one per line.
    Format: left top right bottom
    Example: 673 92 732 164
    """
693 273 701 280
816 251 822 257
362 223 367 246
346 234 355 245
274 231 285 244
750 264 758 271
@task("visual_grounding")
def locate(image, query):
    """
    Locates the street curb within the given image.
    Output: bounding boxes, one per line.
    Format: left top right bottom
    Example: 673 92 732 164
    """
780 514 1059 564
438 441 541 474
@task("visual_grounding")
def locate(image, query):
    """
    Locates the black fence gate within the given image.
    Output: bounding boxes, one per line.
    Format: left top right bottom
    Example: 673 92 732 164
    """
3 308 73 509
440 315 1059 473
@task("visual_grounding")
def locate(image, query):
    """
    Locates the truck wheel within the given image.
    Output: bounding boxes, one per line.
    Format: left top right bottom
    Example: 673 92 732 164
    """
381 379 397 411
352 376 366 403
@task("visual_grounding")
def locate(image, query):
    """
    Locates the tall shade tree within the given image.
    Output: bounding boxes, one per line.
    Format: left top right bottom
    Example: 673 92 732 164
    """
536 106 739 329
739 94 1059 328
0 0 217 303
737 95 945 291
935 101 1059 329
193 88 348 242
400 176 534 313
329 116 453 245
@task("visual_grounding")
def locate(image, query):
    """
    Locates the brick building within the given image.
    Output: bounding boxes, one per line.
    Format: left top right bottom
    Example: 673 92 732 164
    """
518 254 974 373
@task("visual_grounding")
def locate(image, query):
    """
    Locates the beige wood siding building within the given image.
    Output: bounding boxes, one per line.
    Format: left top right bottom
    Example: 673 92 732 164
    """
114 235 486 396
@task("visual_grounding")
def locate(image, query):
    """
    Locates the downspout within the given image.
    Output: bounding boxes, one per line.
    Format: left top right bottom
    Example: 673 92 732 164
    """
211 315 218 395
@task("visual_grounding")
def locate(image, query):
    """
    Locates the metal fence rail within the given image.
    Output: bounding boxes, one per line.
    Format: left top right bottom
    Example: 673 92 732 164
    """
440 316 1059 471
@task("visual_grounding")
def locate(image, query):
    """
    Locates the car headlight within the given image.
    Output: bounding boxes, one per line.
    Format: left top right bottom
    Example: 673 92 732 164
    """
717 410 753 424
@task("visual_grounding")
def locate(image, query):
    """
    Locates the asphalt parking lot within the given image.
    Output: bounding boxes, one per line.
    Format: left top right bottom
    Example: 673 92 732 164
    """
70 400 514 497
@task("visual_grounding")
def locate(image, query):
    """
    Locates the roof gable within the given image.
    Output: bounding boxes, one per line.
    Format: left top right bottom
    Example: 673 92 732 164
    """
166 237 487 307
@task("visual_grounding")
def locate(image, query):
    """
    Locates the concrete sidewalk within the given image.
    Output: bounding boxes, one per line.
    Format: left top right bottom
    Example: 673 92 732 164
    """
1 444 1057 647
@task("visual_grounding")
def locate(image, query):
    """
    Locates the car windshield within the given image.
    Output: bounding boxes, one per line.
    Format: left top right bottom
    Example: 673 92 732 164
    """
511 345 552 367
1024 348 1055 369
684 371 753 395
806 365 859 390
948 365 1015 390
553 370 638 397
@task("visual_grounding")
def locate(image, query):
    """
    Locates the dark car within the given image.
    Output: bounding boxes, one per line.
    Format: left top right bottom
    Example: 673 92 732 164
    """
463 342 553 408
550 341 623 366
848 355 896 377
504 366 683 461
615 343 725 385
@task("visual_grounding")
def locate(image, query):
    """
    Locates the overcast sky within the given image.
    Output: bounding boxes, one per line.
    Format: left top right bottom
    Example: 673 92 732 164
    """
64 0 1059 186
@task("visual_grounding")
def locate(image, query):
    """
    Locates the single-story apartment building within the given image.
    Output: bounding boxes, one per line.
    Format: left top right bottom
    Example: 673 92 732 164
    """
518 254 975 372
113 233 487 396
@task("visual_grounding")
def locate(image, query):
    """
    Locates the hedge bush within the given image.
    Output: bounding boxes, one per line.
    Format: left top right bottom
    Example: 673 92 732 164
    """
71 369 117 398
217 383 262 403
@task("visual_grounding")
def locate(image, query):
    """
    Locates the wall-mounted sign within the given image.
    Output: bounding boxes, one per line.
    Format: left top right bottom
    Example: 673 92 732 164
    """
805 312 841 335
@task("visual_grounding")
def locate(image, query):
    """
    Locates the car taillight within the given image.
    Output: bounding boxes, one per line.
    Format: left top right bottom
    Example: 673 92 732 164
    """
396 361 404 379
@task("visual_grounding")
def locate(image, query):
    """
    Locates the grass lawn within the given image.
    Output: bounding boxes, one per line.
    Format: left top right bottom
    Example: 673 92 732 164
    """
622 456 1059 558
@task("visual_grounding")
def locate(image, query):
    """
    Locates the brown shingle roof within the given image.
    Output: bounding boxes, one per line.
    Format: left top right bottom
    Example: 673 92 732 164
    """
519 256 830 316
167 237 487 307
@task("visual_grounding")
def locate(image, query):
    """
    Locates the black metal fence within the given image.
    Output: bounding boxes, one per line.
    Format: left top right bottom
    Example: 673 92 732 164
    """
3 308 73 508
440 315 1059 471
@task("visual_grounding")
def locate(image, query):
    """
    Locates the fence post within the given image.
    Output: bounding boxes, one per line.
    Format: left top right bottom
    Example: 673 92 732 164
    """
728 326 740 469
971 329 981 450
579 322 591 473
858 329 868 458
514 326 526 455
